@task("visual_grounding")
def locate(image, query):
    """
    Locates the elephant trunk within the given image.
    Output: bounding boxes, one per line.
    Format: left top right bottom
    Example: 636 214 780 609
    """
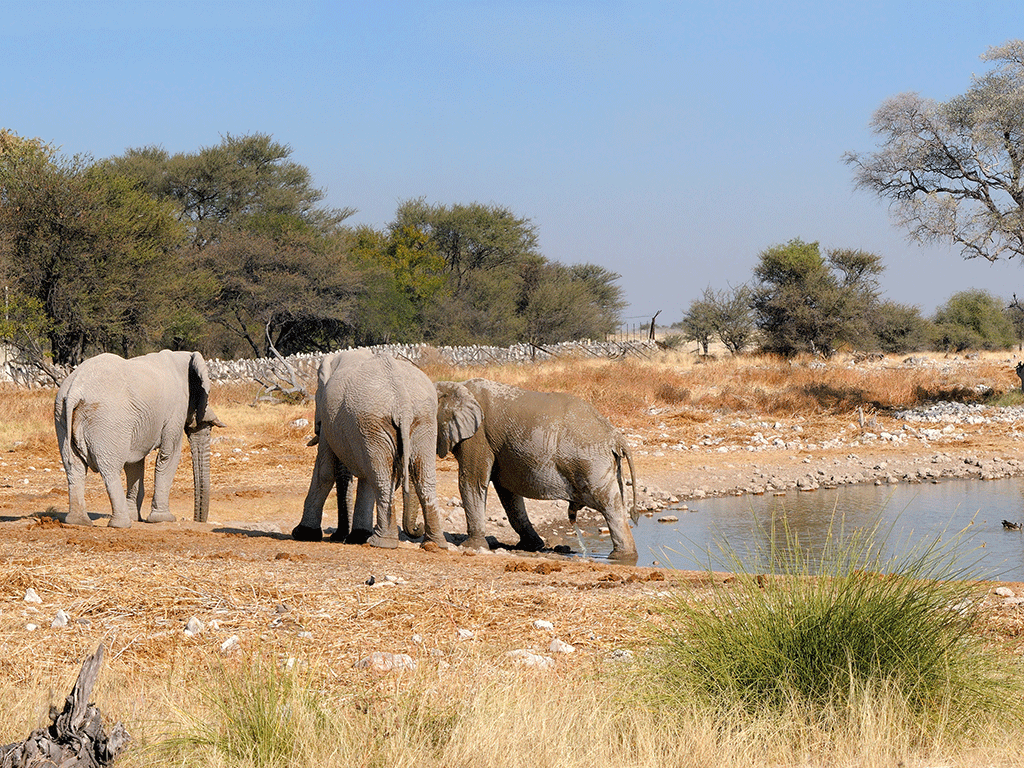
189 426 212 522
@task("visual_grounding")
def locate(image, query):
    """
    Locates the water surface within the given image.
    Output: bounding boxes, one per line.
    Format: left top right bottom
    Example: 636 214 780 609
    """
583 478 1024 580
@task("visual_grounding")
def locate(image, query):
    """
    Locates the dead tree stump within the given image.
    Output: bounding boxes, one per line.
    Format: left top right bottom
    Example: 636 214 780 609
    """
0 645 130 768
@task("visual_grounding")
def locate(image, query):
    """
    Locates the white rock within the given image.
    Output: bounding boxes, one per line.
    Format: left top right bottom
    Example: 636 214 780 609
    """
995 586 1015 598
532 619 554 631
220 635 240 653
549 638 575 654
506 649 555 669
184 616 204 636
25 623 38 632
458 628 475 639
291 418 309 428
355 652 417 672
657 515 679 523
50 610 70 628
23 588 42 604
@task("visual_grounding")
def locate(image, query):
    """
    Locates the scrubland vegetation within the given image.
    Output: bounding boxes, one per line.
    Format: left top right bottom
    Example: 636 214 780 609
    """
3 351 1024 767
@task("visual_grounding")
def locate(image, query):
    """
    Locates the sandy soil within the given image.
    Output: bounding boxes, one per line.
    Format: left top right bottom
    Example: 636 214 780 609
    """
3 359 1024 699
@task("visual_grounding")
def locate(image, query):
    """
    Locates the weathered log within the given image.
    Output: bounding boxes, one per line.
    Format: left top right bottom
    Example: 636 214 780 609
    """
0 645 130 768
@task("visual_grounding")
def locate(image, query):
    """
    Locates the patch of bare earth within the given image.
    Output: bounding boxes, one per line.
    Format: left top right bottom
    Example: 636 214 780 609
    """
2 350 1024 710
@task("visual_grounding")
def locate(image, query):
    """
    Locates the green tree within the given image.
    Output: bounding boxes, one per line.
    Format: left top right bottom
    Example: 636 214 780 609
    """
871 301 932 354
680 289 718 355
932 289 1016 351
349 224 447 345
104 134 359 357
709 285 754 355
0 137 188 365
845 40 1024 264
750 239 885 357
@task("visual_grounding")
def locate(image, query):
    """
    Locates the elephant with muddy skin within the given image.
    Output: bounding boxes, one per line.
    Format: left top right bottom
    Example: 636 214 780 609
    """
433 378 638 562
292 349 473 548
54 350 225 528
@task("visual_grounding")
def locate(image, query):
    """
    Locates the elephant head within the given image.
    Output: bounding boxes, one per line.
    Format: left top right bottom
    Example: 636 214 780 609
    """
397 380 482 538
435 381 484 458
183 352 225 523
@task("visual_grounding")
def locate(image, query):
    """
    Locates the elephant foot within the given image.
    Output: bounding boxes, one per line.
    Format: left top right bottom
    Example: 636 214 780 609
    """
346 528 373 545
147 511 176 523
366 533 399 549
421 539 447 553
460 535 490 552
107 515 133 529
516 533 545 552
328 528 347 542
607 547 639 566
292 524 323 542
64 511 93 527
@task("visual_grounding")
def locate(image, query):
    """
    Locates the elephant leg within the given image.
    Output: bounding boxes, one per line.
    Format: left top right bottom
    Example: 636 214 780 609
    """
63 459 92 527
366 468 400 549
410 454 447 549
148 444 181 523
328 456 352 542
293 441 335 541
494 483 544 551
124 460 146 522
347 478 375 544
99 463 133 529
459 477 490 552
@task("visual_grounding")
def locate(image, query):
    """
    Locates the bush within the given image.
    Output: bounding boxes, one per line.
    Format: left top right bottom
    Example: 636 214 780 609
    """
932 289 1015 351
642 515 1014 734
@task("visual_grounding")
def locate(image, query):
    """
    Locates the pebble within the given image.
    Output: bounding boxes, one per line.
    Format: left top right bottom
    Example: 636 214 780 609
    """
184 616 204 636
23 588 41 604
532 619 554 631
220 635 240 653
506 649 555 669
50 610 70 629
549 638 575 654
355 652 417 672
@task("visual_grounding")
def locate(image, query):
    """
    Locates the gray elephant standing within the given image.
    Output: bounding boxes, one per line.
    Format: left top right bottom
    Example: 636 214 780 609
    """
54 350 224 528
435 378 638 562
292 349 458 549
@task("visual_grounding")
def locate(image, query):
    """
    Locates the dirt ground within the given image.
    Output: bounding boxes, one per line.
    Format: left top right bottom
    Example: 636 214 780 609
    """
3 357 1024 700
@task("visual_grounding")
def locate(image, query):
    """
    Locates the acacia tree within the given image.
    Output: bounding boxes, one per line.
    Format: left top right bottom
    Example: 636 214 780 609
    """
750 239 886 357
0 133 188 365
845 40 1024 263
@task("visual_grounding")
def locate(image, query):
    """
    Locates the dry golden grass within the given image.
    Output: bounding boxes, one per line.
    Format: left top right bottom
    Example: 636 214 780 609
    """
5 349 1024 767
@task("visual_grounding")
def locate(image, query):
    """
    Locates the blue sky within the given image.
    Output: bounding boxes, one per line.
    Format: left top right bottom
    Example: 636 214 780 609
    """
5 1 1023 324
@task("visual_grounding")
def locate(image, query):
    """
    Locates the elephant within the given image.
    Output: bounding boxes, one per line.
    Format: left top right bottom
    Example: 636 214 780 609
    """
434 378 639 562
54 350 224 528
291 349 466 549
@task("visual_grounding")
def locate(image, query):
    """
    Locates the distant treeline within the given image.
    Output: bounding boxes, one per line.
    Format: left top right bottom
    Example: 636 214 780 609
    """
0 130 625 367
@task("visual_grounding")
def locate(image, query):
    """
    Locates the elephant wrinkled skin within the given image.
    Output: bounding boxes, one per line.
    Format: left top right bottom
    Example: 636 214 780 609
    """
54 350 224 528
435 378 638 562
292 350 458 549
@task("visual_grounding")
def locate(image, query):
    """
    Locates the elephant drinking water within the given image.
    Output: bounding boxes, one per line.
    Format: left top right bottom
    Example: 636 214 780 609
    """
434 378 639 562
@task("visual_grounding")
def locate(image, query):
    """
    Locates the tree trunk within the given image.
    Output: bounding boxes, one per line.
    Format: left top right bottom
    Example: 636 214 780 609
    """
0 645 130 768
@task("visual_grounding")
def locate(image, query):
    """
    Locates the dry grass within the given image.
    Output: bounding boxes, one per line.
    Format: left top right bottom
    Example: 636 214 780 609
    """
5 349 1024 766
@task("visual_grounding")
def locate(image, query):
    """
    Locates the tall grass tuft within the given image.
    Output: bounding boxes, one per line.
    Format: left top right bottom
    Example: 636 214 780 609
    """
641 514 1018 741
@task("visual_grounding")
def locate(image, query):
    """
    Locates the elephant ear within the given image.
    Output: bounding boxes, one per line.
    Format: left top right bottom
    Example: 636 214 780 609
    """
435 381 482 458
187 352 226 432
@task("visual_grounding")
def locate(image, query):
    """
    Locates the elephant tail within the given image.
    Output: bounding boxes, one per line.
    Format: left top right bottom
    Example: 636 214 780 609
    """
615 433 638 522
55 382 88 465
396 411 412 500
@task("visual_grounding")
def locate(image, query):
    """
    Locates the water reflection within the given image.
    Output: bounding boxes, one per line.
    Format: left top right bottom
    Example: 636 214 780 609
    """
589 478 1024 581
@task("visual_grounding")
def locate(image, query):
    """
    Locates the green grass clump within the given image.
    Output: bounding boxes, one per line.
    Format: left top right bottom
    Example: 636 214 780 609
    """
644 516 1016 737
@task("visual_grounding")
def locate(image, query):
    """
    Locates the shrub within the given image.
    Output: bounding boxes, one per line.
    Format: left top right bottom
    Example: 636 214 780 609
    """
642 515 1014 735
